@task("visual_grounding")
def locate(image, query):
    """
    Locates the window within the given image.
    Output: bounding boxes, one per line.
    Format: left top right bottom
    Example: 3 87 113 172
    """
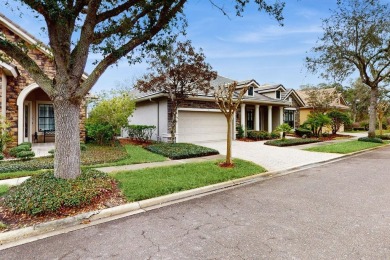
248 86 254 96
276 90 281 99
246 110 254 130
284 110 295 128
38 104 54 131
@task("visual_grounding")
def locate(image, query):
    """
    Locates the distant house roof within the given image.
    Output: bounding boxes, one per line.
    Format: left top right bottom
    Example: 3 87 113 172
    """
296 88 349 110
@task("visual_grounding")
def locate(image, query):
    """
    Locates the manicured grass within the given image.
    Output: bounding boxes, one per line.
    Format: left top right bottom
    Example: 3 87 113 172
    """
89 145 167 168
145 143 219 159
304 140 387 154
0 185 9 197
265 138 320 147
0 144 167 180
112 158 265 202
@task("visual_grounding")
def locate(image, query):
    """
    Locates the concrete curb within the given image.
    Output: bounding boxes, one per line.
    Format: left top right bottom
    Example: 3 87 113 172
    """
0 143 388 247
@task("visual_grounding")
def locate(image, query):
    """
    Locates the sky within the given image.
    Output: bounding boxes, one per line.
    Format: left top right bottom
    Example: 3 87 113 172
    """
1 0 359 93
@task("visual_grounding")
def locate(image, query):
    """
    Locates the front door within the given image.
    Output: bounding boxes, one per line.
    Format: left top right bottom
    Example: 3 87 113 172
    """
246 110 254 130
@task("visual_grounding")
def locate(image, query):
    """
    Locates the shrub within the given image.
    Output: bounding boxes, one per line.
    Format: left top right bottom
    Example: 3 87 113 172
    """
304 113 331 137
0 115 12 152
270 131 280 139
86 121 116 145
276 123 293 140
236 125 245 139
16 151 35 160
247 130 269 140
265 138 320 147
0 153 3 160
295 128 313 137
3 169 113 216
146 143 219 159
19 142 32 148
127 125 156 142
80 143 87 151
9 144 31 157
377 135 390 140
327 110 351 134
358 137 384 143
48 149 55 155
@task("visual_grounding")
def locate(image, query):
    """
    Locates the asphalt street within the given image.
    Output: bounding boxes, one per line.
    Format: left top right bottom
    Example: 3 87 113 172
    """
2 146 390 259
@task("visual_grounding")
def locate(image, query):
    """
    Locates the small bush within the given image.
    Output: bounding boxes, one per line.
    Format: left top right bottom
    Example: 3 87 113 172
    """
236 125 245 139
16 151 35 160
247 130 270 140
265 138 320 147
127 125 156 142
19 142 32 148
295 128 313 137
270 131 280 139
0 153 3 160
377 135 390 140
80 143 87 151
9 144 31 157
146 143 219 159
358 137 383 143
48 149 55 155
2 169 113 216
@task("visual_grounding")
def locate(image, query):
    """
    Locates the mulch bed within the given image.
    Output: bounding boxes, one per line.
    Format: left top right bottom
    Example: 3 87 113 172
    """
0 180 127 232
118 138 152 147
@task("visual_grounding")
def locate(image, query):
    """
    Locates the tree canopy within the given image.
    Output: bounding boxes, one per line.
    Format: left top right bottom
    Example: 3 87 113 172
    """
306 0 390 137
0 0 285 178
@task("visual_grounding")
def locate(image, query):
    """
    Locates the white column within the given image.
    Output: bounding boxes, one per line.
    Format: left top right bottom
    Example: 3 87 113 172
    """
268 105 272 133
255 105 260 131
1 71 6 119
279 107 284 125
240 103 246 131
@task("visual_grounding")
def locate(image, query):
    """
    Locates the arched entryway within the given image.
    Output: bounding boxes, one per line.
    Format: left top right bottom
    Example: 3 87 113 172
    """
17 83 53 144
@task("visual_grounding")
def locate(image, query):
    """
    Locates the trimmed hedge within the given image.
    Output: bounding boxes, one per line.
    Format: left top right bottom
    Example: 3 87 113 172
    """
247 130 280 140
145 143 219 160
16 151 35 160
358 137 384 143
377 135 390 140
9 145 31 157
3 169 113 216
264 138 320 147
295 128 313 137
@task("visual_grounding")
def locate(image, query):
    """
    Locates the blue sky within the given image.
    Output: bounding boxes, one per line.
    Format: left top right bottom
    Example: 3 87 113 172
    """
2 0 356 92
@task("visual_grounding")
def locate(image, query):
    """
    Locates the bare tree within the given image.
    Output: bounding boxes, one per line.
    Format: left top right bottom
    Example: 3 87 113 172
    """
214 82 248 166
136 41 217 142
0 0 284 179
306 0 390 138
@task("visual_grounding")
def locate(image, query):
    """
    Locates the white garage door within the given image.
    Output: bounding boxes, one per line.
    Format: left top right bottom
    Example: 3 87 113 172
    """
178 111 227 143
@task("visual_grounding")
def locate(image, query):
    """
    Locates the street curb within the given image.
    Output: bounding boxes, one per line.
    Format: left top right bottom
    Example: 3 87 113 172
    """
0 143 388 247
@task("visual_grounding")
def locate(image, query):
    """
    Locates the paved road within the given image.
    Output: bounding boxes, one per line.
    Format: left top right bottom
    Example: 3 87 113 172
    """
2 146 390 259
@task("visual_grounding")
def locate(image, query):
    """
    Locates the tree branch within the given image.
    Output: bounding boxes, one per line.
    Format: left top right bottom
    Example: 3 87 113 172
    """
0 39 54 96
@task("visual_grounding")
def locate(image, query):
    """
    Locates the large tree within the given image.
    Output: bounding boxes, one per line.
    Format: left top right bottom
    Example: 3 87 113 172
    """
0 0 284 179
136 40 217 143
306 0 390 138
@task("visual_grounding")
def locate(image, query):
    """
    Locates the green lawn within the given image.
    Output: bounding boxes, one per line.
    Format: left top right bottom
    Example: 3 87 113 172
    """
305 140 387 154
112 158 266 202
0 185 9 196
0 145 167 180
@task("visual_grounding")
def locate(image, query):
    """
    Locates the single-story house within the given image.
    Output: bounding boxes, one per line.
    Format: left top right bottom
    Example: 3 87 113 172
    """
0 13 87 147
296 88 350 132
125 76 305 143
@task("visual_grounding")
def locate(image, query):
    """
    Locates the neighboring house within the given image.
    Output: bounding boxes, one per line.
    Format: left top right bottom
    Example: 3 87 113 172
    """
126 75 305 143
296 88 350 132
0 13 87 147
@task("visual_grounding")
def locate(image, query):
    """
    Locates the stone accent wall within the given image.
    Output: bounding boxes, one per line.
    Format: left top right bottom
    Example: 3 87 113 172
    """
0 23 86 147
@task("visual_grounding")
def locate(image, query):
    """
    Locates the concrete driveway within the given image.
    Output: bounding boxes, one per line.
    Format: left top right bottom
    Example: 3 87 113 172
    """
195 140 343 171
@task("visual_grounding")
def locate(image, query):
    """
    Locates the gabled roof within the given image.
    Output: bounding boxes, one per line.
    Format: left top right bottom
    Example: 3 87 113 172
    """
296 88 349 110
0 13 88 80
282 88 305 107
256 84 286 94
0 61 18 77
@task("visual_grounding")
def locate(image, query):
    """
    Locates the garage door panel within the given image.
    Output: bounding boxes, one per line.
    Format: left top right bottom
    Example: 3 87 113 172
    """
178 111 227 143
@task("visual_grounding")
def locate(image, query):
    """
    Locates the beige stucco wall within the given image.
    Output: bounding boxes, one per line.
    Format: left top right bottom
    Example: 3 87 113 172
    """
299 108 311 125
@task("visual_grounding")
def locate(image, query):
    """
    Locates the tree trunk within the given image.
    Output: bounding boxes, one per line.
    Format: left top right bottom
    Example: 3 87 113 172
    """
53 99 81 179
225 115 233 165
368 87 378 138
170 103 178 143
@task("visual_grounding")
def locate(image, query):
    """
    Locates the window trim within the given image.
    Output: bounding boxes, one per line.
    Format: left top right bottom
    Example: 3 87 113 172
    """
36 102 55 132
